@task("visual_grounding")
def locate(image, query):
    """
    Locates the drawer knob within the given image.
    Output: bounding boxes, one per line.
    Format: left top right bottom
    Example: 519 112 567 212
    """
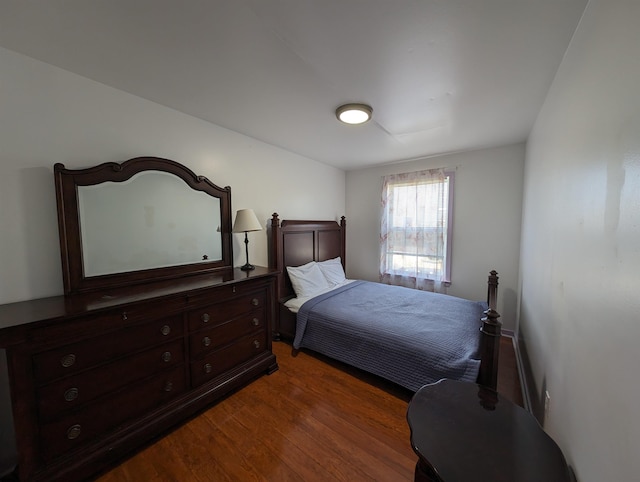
60 354 76 368
251 317 260 326
67 424 82 440
160 324 171 336
164 381 173 392
201 313 210 323
204 363 212 374
253 340 261 349
64 388 79 402
122 311 128 321
251 298 259 306
202 336 211 347
162 351 172 363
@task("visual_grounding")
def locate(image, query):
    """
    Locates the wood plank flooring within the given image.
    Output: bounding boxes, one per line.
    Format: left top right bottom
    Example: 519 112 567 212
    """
97 337 522 482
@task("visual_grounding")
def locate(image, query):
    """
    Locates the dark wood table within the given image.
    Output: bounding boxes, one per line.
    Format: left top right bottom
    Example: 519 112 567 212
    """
407 379 573 482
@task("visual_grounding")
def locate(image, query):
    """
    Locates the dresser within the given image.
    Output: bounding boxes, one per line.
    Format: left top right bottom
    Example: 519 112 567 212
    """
0 267 278 481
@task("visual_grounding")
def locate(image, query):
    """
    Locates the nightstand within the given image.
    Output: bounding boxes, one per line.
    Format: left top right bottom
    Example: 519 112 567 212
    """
407 379 573 482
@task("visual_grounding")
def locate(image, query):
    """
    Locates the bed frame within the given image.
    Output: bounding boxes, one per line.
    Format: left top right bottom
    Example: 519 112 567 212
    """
267 213 502 390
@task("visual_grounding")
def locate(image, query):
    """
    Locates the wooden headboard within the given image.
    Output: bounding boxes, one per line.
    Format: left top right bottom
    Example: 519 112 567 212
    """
267 213 346 339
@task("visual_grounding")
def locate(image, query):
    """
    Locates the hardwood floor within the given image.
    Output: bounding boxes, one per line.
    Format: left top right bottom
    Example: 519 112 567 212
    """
96 337 522 482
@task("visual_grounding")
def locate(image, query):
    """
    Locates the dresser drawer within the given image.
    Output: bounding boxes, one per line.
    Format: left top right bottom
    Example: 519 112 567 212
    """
39 365 186 462
186 278 268 307
32 315 183 384
191 331 267 387
190 308 265 358
30 297 185 343
188 291 266 331
37 339 184 421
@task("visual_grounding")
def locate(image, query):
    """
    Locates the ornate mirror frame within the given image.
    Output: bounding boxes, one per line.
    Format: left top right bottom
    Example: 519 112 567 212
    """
54 157 233 294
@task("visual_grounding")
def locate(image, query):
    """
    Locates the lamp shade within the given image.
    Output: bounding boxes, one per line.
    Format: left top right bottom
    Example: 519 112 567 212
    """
232 209 262 233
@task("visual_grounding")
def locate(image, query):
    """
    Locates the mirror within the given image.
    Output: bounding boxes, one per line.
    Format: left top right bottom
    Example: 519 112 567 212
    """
55 157 233 294
78 171 222 276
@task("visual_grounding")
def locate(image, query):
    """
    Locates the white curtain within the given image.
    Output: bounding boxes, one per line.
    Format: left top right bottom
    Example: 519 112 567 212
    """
380 168 449 293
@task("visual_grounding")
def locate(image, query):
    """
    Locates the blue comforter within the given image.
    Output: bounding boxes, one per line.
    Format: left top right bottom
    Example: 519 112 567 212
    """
293 280 485 392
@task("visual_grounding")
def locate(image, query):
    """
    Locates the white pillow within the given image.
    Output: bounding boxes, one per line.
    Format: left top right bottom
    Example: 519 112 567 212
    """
317 257 346 286
286 261 331 298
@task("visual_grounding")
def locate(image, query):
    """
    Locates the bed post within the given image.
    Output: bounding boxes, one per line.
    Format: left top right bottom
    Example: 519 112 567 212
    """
340 216 346 269
268 213 282 340
478 270 501 390
268 213 281 274
487 269 499 310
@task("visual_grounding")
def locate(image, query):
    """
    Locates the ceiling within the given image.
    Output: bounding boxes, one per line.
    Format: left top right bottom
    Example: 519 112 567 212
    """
0 1 587 170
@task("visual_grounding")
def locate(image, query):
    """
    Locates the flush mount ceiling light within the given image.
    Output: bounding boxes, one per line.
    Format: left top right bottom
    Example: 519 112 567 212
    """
335 103 373 125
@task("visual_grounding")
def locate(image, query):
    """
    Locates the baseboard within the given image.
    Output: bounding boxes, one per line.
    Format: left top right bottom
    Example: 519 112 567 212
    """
502 331 532 412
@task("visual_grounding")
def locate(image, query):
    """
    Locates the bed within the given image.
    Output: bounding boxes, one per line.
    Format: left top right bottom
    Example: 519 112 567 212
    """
267 213 502 391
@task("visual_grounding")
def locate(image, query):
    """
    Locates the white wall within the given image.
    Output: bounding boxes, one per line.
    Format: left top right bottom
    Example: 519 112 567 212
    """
519 0 640 480
0 47 345 305
345 144 525 331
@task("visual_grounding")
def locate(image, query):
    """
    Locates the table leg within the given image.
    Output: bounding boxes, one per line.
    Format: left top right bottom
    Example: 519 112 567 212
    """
415 459 443 482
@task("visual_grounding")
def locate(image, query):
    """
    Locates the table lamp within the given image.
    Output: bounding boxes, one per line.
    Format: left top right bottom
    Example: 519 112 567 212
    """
232 209 263 271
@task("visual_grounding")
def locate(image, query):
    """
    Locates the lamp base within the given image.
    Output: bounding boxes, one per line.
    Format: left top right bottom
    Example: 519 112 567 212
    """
240 263 255 271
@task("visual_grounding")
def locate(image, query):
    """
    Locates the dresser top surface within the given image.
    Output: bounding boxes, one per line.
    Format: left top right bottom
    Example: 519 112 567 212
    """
0 266 277 342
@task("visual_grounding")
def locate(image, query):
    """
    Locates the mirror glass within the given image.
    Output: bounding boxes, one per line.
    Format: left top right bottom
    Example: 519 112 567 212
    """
78 171 222 277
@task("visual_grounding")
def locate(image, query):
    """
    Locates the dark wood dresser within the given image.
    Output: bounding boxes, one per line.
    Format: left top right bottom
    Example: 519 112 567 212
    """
0 267 278 482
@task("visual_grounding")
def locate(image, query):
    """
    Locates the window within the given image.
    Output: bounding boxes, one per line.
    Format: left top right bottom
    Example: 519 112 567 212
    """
380 168 454 292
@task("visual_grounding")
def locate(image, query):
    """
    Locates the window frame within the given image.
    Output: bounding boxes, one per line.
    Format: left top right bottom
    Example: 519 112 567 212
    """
381 169 455 285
